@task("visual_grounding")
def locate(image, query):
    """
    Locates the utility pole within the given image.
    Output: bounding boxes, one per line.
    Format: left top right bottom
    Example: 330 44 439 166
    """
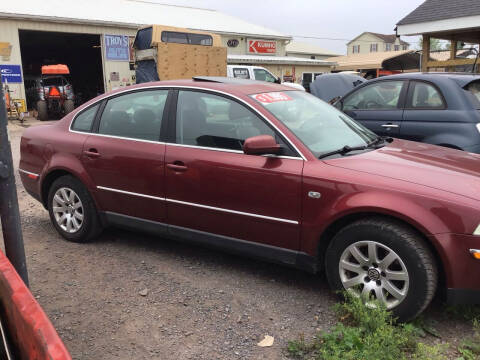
0 85 28 286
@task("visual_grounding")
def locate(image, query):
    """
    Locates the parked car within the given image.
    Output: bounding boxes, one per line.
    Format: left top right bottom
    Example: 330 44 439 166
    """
310 73 366 103
227 65 306 91
333 73 480 153
19 77 480 321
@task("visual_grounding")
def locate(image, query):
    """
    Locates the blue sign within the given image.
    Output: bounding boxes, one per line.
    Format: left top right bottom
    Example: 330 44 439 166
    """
104 34 130 61
0 65 22 83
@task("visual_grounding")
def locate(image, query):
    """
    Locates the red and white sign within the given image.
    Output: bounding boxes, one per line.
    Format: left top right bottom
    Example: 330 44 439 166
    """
248 39 277 54
253 92 292 104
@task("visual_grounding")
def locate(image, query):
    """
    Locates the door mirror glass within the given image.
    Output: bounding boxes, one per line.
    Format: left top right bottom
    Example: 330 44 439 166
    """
243 135 281 155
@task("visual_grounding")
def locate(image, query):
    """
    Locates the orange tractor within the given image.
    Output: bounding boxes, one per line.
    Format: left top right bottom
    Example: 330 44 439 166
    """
36 65 75 121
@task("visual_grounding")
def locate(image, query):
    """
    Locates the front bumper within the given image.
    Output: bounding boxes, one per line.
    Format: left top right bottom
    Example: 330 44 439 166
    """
429 233 480 304
446 288 480 305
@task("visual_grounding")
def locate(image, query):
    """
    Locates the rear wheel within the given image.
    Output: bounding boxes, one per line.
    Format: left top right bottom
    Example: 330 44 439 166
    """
325 217 437 322
63 99 74 114
47 175 102 243
36 100 48 121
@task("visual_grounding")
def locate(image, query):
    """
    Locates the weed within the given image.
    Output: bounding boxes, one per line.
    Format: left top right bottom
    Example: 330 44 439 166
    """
286 292 449 360
457 319 480 360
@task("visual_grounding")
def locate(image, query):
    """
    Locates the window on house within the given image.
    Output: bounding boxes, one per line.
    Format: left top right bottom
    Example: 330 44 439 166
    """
402 45 408 50
385 43 392 51
394 44 400 51
352 45 360 53
370 43 378 52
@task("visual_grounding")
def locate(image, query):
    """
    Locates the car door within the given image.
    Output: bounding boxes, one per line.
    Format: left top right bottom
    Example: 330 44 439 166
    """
81 89 170 223
164 89 303 250
401 80 449 143
341 80 407 136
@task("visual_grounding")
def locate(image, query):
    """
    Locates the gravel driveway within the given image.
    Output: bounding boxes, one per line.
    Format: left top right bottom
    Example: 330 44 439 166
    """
1 120 475 359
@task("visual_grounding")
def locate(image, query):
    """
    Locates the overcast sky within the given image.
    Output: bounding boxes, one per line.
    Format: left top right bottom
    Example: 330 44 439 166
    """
154 0 425 54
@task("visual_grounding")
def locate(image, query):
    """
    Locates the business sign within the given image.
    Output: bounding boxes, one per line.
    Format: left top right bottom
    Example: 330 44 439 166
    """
248 39 276 54
227 39 239 48
104 34 130 61
0 64 22 83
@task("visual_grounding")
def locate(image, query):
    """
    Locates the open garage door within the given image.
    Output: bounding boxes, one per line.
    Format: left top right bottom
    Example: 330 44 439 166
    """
19 30 104 110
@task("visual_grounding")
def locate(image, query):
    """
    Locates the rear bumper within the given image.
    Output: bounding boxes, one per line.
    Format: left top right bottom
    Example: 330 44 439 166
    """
446 288 480 305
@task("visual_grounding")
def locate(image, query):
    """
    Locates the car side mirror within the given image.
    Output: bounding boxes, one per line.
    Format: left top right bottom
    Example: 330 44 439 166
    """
243 135 281 156
275 77 281 84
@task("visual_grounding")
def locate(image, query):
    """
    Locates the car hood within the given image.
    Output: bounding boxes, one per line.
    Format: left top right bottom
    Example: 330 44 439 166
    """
324 139 480 201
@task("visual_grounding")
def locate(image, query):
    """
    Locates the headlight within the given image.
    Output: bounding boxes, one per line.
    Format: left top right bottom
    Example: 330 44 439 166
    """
474 224 480 235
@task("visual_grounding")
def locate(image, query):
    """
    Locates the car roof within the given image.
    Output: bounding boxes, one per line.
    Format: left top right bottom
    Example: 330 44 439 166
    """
372 72 480 87
104 77 295 97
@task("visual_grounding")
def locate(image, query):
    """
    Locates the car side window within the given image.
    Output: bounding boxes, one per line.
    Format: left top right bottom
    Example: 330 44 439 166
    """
98 90 168 141
408 82 445 109
233 68 250 79
253 69 277 83
175 90 290 153
71 104 100 132
343 81 404 110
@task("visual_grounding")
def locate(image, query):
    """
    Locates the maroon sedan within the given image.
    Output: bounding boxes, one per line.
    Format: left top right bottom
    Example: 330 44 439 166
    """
19 77 480 321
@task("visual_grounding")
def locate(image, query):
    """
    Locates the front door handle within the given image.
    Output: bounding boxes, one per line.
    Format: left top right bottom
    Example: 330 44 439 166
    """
167 162 187 172
381 124 399 128
83 149 100 158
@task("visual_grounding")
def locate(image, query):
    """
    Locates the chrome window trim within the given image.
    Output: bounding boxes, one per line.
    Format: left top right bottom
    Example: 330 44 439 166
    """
18 169 39 177
68 85 307 161
96 186 298 225
70 130 167 145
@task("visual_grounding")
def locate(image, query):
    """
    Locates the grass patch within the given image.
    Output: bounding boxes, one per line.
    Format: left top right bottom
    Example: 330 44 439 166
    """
287 292 448 360
446 305 480 322
457 319 480 360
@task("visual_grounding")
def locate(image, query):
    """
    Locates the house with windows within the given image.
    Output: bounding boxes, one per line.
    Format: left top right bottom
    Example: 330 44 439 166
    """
347 32 409 55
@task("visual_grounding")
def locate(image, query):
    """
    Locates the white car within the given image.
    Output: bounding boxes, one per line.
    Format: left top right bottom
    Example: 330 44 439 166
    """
227 65 305 91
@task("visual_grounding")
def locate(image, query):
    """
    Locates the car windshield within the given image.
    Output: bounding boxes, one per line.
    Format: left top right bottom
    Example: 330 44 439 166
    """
250 91 378 158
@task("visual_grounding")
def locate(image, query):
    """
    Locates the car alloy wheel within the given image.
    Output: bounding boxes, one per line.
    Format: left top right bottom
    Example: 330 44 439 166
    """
339 240 409 309
52 187 84 233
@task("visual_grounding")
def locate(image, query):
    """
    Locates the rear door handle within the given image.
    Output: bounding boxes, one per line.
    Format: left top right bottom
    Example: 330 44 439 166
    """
167 162 187 172
83 149 100 158
381 124 399 128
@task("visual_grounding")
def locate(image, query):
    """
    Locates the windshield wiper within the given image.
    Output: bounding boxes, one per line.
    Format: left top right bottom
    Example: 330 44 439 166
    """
318 145 368 159
367 136 393 148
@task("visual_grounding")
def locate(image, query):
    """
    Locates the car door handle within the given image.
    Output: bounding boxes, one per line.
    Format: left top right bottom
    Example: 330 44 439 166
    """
167 162 188 172
83 149 100 158
381 124 399 128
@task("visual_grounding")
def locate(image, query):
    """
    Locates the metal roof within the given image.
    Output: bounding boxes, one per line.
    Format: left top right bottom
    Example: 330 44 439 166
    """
325 50 417 71
227 54 336 66
0 0 291 40
285 41 339 57
397 0 480 25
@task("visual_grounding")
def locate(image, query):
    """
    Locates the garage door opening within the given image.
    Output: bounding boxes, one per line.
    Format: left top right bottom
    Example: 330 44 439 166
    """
19 30 104 111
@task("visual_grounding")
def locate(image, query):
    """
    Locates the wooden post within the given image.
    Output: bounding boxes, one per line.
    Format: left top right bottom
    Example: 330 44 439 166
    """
449 39 457 72
421 35 430 72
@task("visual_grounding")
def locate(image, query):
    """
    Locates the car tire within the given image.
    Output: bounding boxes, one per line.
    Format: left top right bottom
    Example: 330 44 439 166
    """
37 100 48 121
63 99 74 114
325 217 437 322
47 175 102 243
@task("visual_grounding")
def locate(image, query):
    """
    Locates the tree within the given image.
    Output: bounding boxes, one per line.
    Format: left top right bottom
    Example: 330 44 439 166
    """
417 36 443 51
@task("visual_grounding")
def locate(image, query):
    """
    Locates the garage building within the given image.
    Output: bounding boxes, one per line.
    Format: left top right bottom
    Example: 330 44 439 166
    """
0 0 335 113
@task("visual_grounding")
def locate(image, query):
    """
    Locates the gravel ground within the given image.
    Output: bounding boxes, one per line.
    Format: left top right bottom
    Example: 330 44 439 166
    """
1 119 477 359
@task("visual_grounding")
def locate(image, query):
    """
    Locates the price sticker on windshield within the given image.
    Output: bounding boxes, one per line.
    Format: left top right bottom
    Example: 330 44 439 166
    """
253 92 292 104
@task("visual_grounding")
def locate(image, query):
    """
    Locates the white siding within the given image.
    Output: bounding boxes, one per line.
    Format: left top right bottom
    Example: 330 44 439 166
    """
0 18 137 103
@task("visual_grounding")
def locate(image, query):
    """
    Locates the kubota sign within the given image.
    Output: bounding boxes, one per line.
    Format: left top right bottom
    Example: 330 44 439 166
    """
248 39 276 54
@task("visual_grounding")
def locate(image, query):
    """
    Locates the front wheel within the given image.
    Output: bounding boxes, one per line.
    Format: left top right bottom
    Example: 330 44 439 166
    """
325 218 437 322
47 175 102 243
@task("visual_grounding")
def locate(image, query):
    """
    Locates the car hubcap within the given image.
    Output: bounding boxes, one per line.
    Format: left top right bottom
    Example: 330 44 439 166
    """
339 240 409 309
52 187 84 233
